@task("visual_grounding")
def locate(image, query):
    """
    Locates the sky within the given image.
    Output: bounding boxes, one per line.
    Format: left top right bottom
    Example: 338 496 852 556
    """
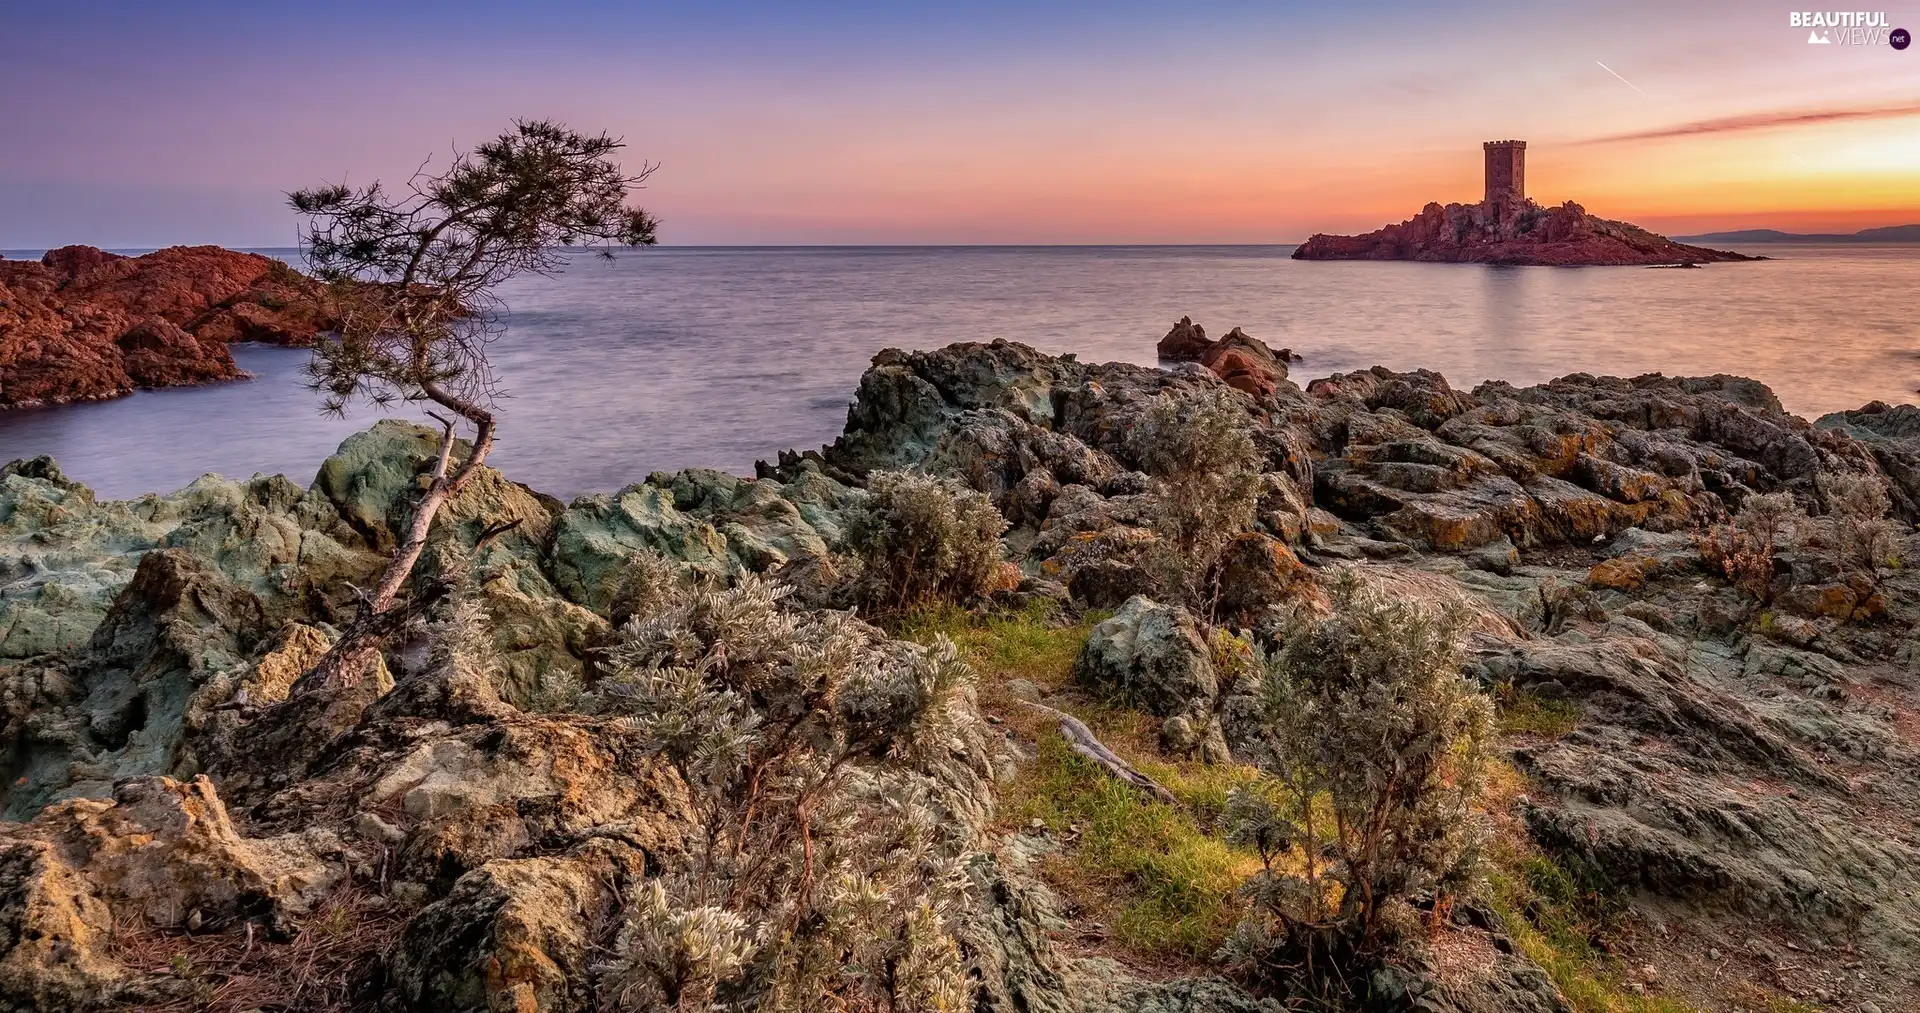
2 0 1917 246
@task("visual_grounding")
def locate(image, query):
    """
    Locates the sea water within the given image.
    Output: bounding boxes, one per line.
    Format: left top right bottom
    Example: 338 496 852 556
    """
1 244 1914 499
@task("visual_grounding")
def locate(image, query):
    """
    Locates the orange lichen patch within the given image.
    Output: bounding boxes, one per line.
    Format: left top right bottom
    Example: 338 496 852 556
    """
988 561 1025 594
1587 555 1660 591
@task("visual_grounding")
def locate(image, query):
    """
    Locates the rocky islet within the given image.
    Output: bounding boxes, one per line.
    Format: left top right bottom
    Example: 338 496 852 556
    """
0 245 332 409
1292 199 1757 267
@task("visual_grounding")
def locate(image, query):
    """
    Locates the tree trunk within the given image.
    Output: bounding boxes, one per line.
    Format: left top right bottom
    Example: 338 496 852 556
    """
294 393 495 695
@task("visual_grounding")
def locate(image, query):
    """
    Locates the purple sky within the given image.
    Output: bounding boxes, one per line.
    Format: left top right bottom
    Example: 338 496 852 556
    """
4 1 1917 246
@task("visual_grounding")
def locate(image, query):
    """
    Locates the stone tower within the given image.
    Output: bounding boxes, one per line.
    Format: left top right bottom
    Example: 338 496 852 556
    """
1483 140 1526 206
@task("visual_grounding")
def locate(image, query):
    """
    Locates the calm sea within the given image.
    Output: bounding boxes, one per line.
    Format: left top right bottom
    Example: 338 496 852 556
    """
2 245 1916 500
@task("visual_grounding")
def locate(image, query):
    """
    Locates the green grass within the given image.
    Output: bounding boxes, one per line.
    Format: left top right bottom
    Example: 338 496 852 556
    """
895 600 1256 961
1496 687 1581 738
1003 733 1258 958
890 599 1096 693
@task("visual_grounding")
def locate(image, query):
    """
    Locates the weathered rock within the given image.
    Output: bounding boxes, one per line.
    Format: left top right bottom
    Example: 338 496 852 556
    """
1211 532 1309 625
0 245 330 408
394 838 644 1013
1155 317 1295 397
0 776 343 1009
1075 596 1217 717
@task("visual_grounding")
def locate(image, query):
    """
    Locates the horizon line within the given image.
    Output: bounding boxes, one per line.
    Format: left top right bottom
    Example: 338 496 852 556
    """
7 226 1920 256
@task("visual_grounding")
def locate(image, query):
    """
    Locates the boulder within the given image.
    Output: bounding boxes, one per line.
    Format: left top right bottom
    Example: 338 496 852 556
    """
0 776 343 1009
1154 318 1294 397
1210 532 1309 624
1074 596 1216 717
393 839 644 1013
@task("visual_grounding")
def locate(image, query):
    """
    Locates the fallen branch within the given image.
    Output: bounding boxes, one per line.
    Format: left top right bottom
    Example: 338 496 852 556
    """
1019 700 1179 805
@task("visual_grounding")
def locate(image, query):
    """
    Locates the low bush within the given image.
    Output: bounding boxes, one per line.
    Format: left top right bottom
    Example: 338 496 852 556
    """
1222 570 1494 993
589 561 988 1011
1125 387 1265 622
846 470 1010 614
1694 491 1802 602
1813 473 1899 575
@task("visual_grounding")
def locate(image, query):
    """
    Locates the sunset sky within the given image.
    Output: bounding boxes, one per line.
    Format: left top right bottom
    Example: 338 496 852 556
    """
3 0 1917 246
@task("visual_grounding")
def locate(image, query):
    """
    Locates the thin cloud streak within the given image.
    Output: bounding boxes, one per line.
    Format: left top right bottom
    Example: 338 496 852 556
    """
1578 99 1920 144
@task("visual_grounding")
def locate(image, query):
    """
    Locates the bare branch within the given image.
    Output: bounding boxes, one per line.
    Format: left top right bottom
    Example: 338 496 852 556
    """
1019 700 1179 805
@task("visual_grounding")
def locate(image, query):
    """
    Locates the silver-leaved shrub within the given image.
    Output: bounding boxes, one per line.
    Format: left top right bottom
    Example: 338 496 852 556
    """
589 558 993 1011
1222 570 1493 991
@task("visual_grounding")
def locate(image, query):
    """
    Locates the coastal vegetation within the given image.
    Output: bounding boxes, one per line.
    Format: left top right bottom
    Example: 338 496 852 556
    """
286 119 659 692
3 323 1918 1011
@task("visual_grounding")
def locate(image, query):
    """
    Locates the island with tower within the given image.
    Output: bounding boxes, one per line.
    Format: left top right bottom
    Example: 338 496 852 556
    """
1291 140 1757 265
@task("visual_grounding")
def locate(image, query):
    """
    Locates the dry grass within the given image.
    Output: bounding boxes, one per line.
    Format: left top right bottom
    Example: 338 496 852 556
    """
109 882 408 1013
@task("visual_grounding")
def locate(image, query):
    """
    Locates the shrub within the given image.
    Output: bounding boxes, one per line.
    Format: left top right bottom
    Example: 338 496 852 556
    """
1125 388 1264 622
1813 473 1899 575
589 560 987 1011
846 470 1009 614
1222 570 1494 990
1694 491 1803 602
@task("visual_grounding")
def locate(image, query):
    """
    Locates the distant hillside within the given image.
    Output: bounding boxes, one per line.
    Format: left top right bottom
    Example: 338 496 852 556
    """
1673 224 1920 243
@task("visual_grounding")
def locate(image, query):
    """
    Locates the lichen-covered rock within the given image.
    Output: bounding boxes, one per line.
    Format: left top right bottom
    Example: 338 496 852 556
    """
0 776 343 1010
1211 532 1309 624
393 838 644 1013
549 464 858 611
1075 596 1217 717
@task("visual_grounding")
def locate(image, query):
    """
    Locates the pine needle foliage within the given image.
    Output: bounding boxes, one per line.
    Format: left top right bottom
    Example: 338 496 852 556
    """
290 119 659 416
285 119 660 691
588 557 990 1012
1222 570 1494 995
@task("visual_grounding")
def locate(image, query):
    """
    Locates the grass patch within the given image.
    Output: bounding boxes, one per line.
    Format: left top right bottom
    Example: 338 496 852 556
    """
892 599 1097 694
1496 687 1581 738
896 601 1256 962
1004 733 1259 959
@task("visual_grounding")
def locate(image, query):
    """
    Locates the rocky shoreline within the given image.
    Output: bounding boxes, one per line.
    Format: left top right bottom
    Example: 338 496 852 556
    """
0 246 331 409
3 327 1919 1011
1293 199 1757 267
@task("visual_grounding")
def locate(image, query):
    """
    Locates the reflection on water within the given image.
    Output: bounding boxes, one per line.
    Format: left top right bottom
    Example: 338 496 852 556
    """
1 244 1915 500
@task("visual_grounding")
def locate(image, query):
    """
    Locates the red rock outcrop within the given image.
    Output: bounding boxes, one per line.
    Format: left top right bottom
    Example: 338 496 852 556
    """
1292 199 1757 266
1155 317 1297 397
0 245 330 408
